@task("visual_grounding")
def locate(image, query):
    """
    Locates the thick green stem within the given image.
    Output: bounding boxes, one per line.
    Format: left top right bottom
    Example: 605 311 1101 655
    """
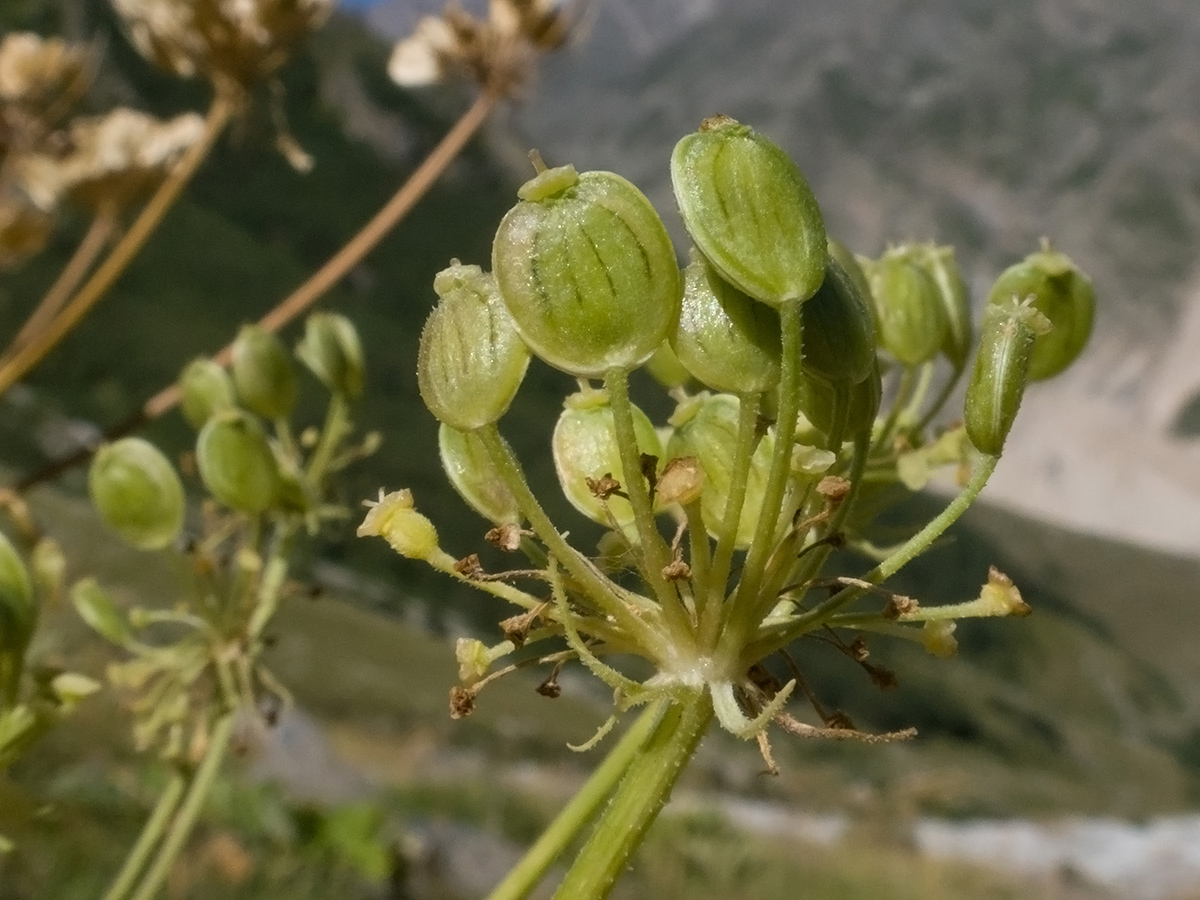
101 771 187 900
551 690 713 900
604 369 692 647
744 451 1000 662
477 426 667 659
246 522 298 643
125 712 236 900
485 702 665 900
304 393 351 486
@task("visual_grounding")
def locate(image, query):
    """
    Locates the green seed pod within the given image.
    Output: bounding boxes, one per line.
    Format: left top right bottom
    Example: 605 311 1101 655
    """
196 411 282 513
964 298 1051 455
671 116 826 307
493 166 680 377
296 311 365 399
0 530 34 655
438 424 522 526
909 243 972 370
644 341 693 390
868 250 949 366
666 393 771 549
71 577 132 647
179 358 235 429
986 245 1095 381
828 240 875 318
552 389 663 530
89 437 185 551
672 251 781 394
231 325 298 421
418 262 531 430
798 362 882 440
800 257 877 386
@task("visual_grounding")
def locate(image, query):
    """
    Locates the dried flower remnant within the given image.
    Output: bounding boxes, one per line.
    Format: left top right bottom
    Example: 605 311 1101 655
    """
18 109 206 212
111 0 335 92
0 33 90 142
388 0 573 96
0 184 54 269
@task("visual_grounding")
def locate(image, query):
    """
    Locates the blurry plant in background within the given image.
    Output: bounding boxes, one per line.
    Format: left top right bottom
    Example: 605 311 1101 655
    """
362 116 1094 898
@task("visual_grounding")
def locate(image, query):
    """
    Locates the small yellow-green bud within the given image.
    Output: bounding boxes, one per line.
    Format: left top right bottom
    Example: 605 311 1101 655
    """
357 489 440 561
89 437 185 551
438 424 522 526
922 620 958 657
0 531 34 654
666 393 771 548
418 262 530 430
179 357 235 429
963 298 1051 456
672 251 781 393
296 311 365 399
800 257 877 386
909 243 972 370
455 637 490 685
868 249 949 366
230 325 298 421
977 567 1032 617
671 116 826 307
986 245 1095 381
552 389 662 530
196 411 282 513
493 166 680 377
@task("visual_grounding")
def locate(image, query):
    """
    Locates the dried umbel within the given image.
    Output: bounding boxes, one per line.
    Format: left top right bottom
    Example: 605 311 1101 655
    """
388 0 571 95
0 185 54 270
0 33 90 129
18 109 206 211
112 0 334 91
89 438 186 551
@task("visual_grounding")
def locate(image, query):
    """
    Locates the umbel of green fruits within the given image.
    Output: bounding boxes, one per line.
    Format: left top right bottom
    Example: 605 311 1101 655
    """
367 117 1093 898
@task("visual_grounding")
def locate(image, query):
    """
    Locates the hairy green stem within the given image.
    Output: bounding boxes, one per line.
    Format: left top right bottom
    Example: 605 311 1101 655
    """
604 369 692 647
477 426 667 659
551 690 713 900
485 702 665 900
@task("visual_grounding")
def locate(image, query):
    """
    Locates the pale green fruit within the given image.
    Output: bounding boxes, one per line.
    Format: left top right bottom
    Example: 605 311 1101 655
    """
418 262 530 430
672 251 781 394
493 166 680 377
179 358 235 429
296 311 365 399
868 250 949 366
231 325 298 421
552 389 662 529
0 531 34 654
439 424 522 526
672 116 826 307
196 411 281 513
800 258 877 386
89 437 185 551
910 243 972 370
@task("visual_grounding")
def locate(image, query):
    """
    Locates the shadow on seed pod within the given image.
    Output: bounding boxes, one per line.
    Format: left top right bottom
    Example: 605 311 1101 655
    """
666 392 771 549
196 410 282 513
552 388 662 532
296 311 365 399
493 161 680 377
672 250 781 394
986 244 1095 381
89 437 185 551
800 257 877 386
828 240 876 324
439 423 522 526
0 530 35 655
868 250 949 366
645 341 692 391
964 298 1051 456
418 262 530 430
231 325 298 421
672 116 826 307
179 357 236 429
909 243 972 371
797 363 882 442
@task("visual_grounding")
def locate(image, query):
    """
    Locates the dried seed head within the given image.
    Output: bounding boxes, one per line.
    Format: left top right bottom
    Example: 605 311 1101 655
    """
418 262 530 430
494 166 680 377
0 33 90 116
89 438 186 551
672 116 826 307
